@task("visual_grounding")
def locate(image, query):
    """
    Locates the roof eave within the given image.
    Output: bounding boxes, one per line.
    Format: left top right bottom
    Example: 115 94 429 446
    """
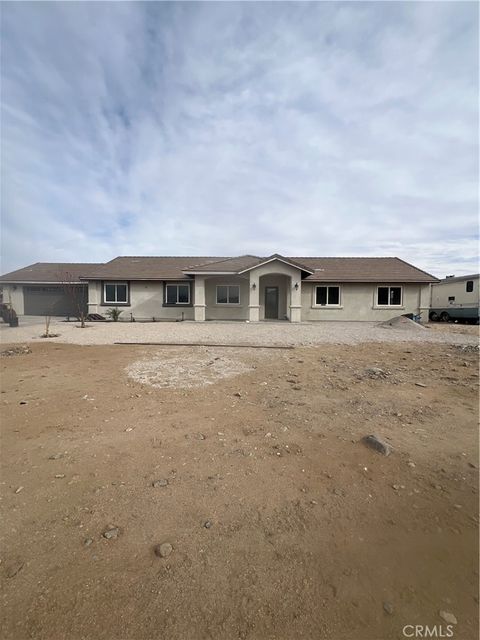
304 277 438 283
182 271 239 276
0 280 84 285
81 276 193 281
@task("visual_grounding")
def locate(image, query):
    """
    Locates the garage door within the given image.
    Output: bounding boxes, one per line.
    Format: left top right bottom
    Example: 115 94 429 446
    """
23 285 88 317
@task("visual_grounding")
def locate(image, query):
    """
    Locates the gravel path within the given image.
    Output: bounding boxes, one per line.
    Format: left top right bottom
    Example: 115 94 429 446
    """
1 319 478 347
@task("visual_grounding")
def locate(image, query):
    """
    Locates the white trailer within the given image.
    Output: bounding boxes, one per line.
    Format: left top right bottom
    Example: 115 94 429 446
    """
429 274 479 323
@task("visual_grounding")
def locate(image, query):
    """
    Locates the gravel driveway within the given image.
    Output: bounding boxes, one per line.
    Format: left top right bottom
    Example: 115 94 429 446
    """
1 319 478 347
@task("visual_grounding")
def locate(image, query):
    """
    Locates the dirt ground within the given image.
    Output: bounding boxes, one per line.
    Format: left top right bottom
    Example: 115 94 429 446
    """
0 340 478 640
426 323 479 336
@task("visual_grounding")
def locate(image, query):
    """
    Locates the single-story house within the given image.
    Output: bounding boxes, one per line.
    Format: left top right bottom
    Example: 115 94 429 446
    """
0 254 437 322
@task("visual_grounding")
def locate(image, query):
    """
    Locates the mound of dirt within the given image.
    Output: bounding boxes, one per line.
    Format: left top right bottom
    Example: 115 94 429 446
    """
379 315 426 331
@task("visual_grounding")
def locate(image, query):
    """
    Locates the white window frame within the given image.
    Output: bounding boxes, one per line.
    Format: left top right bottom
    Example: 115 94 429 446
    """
165 283 191 305
312 284 342 308
215 284 241 305
375 285 403 307
103 282 129 304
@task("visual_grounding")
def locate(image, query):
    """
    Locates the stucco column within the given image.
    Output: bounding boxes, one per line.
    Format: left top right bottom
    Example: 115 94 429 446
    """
289 278 302 322
194 276 206 321
418 284 431 322
87 280 100 315
248 273 260 322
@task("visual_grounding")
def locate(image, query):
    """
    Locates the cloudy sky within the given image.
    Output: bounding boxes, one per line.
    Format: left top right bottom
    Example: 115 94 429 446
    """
1 2 478 277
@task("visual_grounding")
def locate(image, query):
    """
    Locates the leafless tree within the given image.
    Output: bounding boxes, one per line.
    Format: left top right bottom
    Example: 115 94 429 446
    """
41 298 61 337
58 271 88 328
43 315 52 337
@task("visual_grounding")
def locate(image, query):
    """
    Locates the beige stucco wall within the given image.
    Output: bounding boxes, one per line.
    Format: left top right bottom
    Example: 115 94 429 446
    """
301 283 431 322
84 277 431 323
87 280 195 320
1 284 25 315
204 276 249 321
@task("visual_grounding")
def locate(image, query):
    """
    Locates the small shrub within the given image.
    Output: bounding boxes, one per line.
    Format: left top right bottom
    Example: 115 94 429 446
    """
106 308 123 322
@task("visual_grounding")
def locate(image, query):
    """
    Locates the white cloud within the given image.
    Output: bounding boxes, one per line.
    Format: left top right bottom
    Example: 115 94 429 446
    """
1 1 478 277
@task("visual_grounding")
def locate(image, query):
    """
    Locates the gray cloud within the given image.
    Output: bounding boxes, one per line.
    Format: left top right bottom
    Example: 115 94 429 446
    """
1 1 478 277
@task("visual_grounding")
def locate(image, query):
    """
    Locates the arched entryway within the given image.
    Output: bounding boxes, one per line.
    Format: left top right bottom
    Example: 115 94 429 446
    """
259 273 291 320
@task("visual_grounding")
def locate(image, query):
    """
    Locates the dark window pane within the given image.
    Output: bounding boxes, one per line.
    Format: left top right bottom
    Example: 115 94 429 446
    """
217 286 228 303
466 280 474 292
328 287 339 305
166 286 177 304
377 287 389 305
390 287 401 305
448 296 455 302
229 286 239 304
178 285 189 303
316 287 327 305
116 284 127 303
105 284 116 302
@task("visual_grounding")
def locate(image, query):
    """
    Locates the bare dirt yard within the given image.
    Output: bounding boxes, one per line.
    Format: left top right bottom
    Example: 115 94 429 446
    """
1 334 478 639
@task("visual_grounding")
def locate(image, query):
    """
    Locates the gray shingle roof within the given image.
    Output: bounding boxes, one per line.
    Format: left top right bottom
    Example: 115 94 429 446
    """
185 255 435 282
183 255 263 273
0 262 103 283
294 257 437 282
0 256 438 283
83 257 227 280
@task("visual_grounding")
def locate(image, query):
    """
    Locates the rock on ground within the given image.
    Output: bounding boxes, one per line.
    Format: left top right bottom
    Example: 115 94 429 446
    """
439 611 458 625
154 542 173 558
152 479 168 488
362 435 393 456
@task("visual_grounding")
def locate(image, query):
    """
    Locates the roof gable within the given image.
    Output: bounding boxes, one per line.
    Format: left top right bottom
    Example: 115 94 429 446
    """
237 254 314 275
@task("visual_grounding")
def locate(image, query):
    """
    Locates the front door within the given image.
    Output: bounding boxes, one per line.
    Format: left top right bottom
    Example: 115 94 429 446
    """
264 286 279 319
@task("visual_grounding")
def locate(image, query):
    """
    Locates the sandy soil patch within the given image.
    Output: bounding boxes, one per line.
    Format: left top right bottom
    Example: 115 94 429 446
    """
126 347 263 389
426 322 479 336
